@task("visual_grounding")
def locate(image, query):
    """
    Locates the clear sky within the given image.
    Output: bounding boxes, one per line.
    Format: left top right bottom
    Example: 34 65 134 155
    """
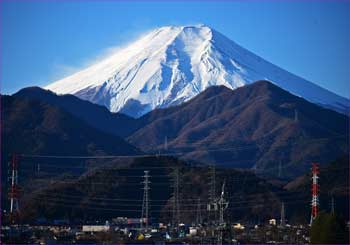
1 0 349 98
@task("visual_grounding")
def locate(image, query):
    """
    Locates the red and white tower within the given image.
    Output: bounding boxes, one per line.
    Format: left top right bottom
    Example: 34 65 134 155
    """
310 162 319 225
8 154 20 224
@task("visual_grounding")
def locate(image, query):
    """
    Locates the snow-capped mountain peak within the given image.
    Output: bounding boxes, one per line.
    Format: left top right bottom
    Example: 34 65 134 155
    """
46 24 349 117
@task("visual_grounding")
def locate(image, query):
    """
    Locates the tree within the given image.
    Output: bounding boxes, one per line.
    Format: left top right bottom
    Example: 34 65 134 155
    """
310 211 349 244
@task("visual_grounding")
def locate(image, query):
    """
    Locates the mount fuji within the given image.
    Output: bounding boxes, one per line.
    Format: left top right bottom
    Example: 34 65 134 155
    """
46 24 349 117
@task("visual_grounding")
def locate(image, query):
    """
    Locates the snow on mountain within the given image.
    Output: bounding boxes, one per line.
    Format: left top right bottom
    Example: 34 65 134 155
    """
46 24 349 117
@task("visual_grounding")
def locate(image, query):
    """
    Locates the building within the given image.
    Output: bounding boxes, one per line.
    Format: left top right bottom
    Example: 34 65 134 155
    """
82 225 110 233
269 219 277 226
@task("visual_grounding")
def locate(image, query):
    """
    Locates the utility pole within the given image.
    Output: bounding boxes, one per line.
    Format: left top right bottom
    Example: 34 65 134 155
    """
310 163 319 225
9 154 20 225
172 168 180 228
217 180 229 245
280 202 286 227
141 170 150 230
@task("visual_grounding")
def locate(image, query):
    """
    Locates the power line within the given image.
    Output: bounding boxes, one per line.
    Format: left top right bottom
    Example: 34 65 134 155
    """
18 135 345 161
138 130 346 150
27 188 310 204
28 196 310 212
19 153 180 159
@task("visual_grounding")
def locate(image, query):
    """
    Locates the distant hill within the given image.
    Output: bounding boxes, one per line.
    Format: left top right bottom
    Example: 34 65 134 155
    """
13 81 349 179
128 81 349 178
1 94 140 157
9 156 349 225
2 87 347 223
17 156 286 224
1 94 142 213
14 87 138 137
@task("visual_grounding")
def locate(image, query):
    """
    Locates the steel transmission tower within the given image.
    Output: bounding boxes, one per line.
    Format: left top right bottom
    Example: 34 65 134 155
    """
196 197 202 225
207 164 218 223
172 168 180 227
209 164 216 203
280 202 286 226
310 163 320 225
217 180 229 245
141 170 151 230
8 154 20 224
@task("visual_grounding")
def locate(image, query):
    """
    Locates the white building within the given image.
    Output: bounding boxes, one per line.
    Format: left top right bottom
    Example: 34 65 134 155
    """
82 225 110 232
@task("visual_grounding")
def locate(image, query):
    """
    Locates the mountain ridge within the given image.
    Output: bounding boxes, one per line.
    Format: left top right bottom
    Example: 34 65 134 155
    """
11 81 349 178
1 93 141 164
14 86 138 137
128 80 349 178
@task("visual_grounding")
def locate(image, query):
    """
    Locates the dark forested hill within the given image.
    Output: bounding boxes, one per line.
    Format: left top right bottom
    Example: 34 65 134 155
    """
17 156 286 224
128 81 349 178
1 94 141 211
14 87 139 137
9 81 349 179
1 95 140 157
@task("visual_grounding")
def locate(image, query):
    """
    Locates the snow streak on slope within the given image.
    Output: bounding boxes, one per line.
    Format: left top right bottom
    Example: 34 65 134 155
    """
46 25 349 117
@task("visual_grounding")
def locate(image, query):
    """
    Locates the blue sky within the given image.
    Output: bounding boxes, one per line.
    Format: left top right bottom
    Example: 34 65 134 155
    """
1 0 349 98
